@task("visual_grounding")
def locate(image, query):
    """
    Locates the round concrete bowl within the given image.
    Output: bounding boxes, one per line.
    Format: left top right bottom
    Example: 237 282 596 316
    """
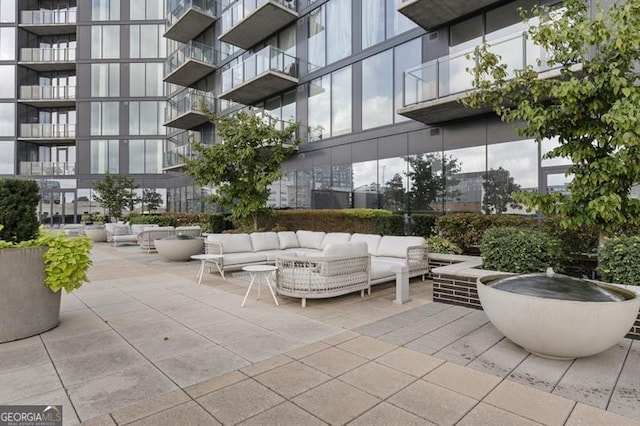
84 226 107 242
155 236 203 261
477 274 640 360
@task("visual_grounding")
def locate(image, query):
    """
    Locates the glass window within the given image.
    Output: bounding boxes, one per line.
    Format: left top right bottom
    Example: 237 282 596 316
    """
91 64 120 97
362 0 385 49
326 0 351 65
130 24 165 59
308 6 325 71
90 140 119 173
0 0 15 23
0 28 15 60
129 63 164 97
394 39 421 122
129 101 164 135
541 136 572 167
0 103 15 136
443 146 486 213
0 140 14 174
353 160 380 209
130 0 164 20
91 26 120 59
407 152 445 212
380 157 408 212
362 50 393 130
129 139 162 173
296 169 312 209
308 65 352 141
332 66 351 136
0 66 15 98
90 102 119 135
386 0 416 38
92 0 120 21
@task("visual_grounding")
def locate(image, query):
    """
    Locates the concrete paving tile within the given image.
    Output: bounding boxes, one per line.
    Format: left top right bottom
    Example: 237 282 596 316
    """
553 340 631 409
300 347 367 377
349 401 435 426
293 380 380 425
79 414 117 425
238 402 327 426
0 336 50 373
457 402 541 426
485 380 575 426
336 335 397 360
354 316 414 337
322 312 374 329
0 362 62 403
9 387 79 425
377 326 432 346
608 340 640 421
239 355 293 377
320 330 359 346
389 380 478 425
154 344 249 387
285 341 331 360
60 295 87 312
90 301 150 319
424 362 501 400
508 354 573 392
433 322 506 366
255 361 331 398
132 329 215 361
110 389 190 425
376 347 445 377
196 319 269 344
40 309 111 343
565 402 640 426
67 365 178 421
75 290 135 308
45 330 129 361
339 361 415 399
96 308 169 330
127 401 218 426
164 307 237 329
244 311 312 330
198 379 284 425
223 331 302 363
273 320 342 343
467 338 529 379
184 371 248 399
115 319 188 343
405 306 472 334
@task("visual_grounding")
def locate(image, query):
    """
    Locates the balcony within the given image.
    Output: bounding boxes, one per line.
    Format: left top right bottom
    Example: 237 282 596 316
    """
164 89 216 129
220 46 298 105
164 41 218 87
164 131 202 171
19 85 76 108
20 9 77 35
165 0 218 43
398 32 559 124
219 0 297 50
19 123 76 142
19 48 76 71
19 162 76 176
397 0 501 30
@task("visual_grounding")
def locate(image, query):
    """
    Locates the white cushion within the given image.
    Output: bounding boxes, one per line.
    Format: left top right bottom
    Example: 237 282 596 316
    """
321 232 352 249
277 231 299 249
259 249 291 262
296 230 326 249
250 232 280 252
321 241 368 257
131 223 159 235
207 234 253 253
350 233 382 256
223 252 267 266
376 236 426 259
112 234 138 242
111 224 132 236
373 256 408 267
370 261 396 280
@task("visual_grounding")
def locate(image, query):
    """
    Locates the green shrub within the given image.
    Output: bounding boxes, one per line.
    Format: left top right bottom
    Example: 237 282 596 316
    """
436 213 535 251
541 216 598 255
598 236 640 285
426 236 462 254
207 213 233 233
411 214 439 238
261 209 391 233
480 227 564 273
128 214 177 227
376 215 404 235
0 178 40 242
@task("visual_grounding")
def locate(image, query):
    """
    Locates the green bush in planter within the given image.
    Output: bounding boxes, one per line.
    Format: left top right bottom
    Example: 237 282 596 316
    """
426 236 462 254
598 236 640 285
0 178 40 242
480 227 564 273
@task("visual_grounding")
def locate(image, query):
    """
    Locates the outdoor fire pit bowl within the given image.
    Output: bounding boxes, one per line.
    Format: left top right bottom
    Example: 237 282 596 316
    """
155 235 203 261
477 270 640 360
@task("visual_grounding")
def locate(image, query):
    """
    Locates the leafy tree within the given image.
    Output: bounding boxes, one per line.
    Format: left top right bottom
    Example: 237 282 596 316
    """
141 189 162 214
383 173 406 211
92 173 139 221
482 167 522 214
463 0 640 242
185 111 299 230
407 153 461 211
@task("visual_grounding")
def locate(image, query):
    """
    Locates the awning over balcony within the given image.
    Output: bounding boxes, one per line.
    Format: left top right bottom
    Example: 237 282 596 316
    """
398 0 502 30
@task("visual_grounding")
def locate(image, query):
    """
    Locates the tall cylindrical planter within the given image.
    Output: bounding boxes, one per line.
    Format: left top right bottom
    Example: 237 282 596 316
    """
0 247 61 343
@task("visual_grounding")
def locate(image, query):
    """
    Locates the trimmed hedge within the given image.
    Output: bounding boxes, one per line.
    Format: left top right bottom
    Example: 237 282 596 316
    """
435 213 534 251
128 214 177 227
598 236 640 285
260 209 392 234
411 214 439 238
126 212 233 233
480 227 565 273
376 214 405 236
0 178 40 242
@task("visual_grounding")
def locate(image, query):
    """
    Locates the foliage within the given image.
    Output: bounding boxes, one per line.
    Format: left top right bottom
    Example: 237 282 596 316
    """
261 209 391 234
376 215 405 236
407 154 460 211
140 189 162 214
383 173 406 211
411 214 439 238
464 0 640 238
127 214 177 227
481 227 564 273
426 236 462 255
541 215 599 255
0 178 40 242
482 168 522 214
185 110 299 230
92 173 139 221
598 236 640 285
435 213 534 251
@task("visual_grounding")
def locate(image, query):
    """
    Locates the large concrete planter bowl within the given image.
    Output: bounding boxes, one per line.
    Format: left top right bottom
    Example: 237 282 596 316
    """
84 225 107 242
155 236 203 261
477 274 640 360
0 247 61 343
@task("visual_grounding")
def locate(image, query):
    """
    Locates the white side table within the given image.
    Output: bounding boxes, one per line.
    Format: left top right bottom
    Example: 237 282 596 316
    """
241 265 279 307
191 254 225 283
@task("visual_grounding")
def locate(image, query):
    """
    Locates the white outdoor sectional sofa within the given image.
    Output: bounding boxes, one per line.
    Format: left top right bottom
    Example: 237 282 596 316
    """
204 230 428 307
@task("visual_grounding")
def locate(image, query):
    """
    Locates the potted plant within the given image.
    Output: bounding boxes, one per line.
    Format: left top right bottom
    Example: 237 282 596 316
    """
0 178 92 343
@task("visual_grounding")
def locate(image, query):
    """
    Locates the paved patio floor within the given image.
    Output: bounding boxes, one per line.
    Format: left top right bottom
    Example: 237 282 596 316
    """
1 244 638 425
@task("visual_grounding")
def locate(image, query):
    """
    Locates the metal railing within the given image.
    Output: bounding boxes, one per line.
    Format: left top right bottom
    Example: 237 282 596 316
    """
165 41 218 76
21 9 77 25
167 0 218 28
20 123 76 139
221 0 296 34
165 89 216 123
221 45 298 92
20 47 76 62
20 85 76 101
403 31 554 107
19 162 76 176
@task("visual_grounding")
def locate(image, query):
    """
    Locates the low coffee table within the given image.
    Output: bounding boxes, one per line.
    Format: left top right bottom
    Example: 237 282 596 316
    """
191 254 225 283
241 265 279 307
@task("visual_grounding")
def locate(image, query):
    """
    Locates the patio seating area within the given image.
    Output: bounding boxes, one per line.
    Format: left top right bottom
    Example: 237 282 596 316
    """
1 243 639 425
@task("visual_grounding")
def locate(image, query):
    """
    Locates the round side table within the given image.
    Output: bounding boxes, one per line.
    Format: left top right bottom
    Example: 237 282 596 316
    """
241 265 279 307
191 254 225 283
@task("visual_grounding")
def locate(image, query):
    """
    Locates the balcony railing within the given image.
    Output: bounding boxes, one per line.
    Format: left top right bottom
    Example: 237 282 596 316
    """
164 89 216 129
20 123 76 139
21 9 77 25
20 47 76 63
165 41 217 76
20 85 76 101
19 162 76 176
167 0 217 27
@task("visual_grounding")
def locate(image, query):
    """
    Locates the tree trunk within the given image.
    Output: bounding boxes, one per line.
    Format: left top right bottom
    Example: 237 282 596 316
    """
598 230 609 247
253 214 258 231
